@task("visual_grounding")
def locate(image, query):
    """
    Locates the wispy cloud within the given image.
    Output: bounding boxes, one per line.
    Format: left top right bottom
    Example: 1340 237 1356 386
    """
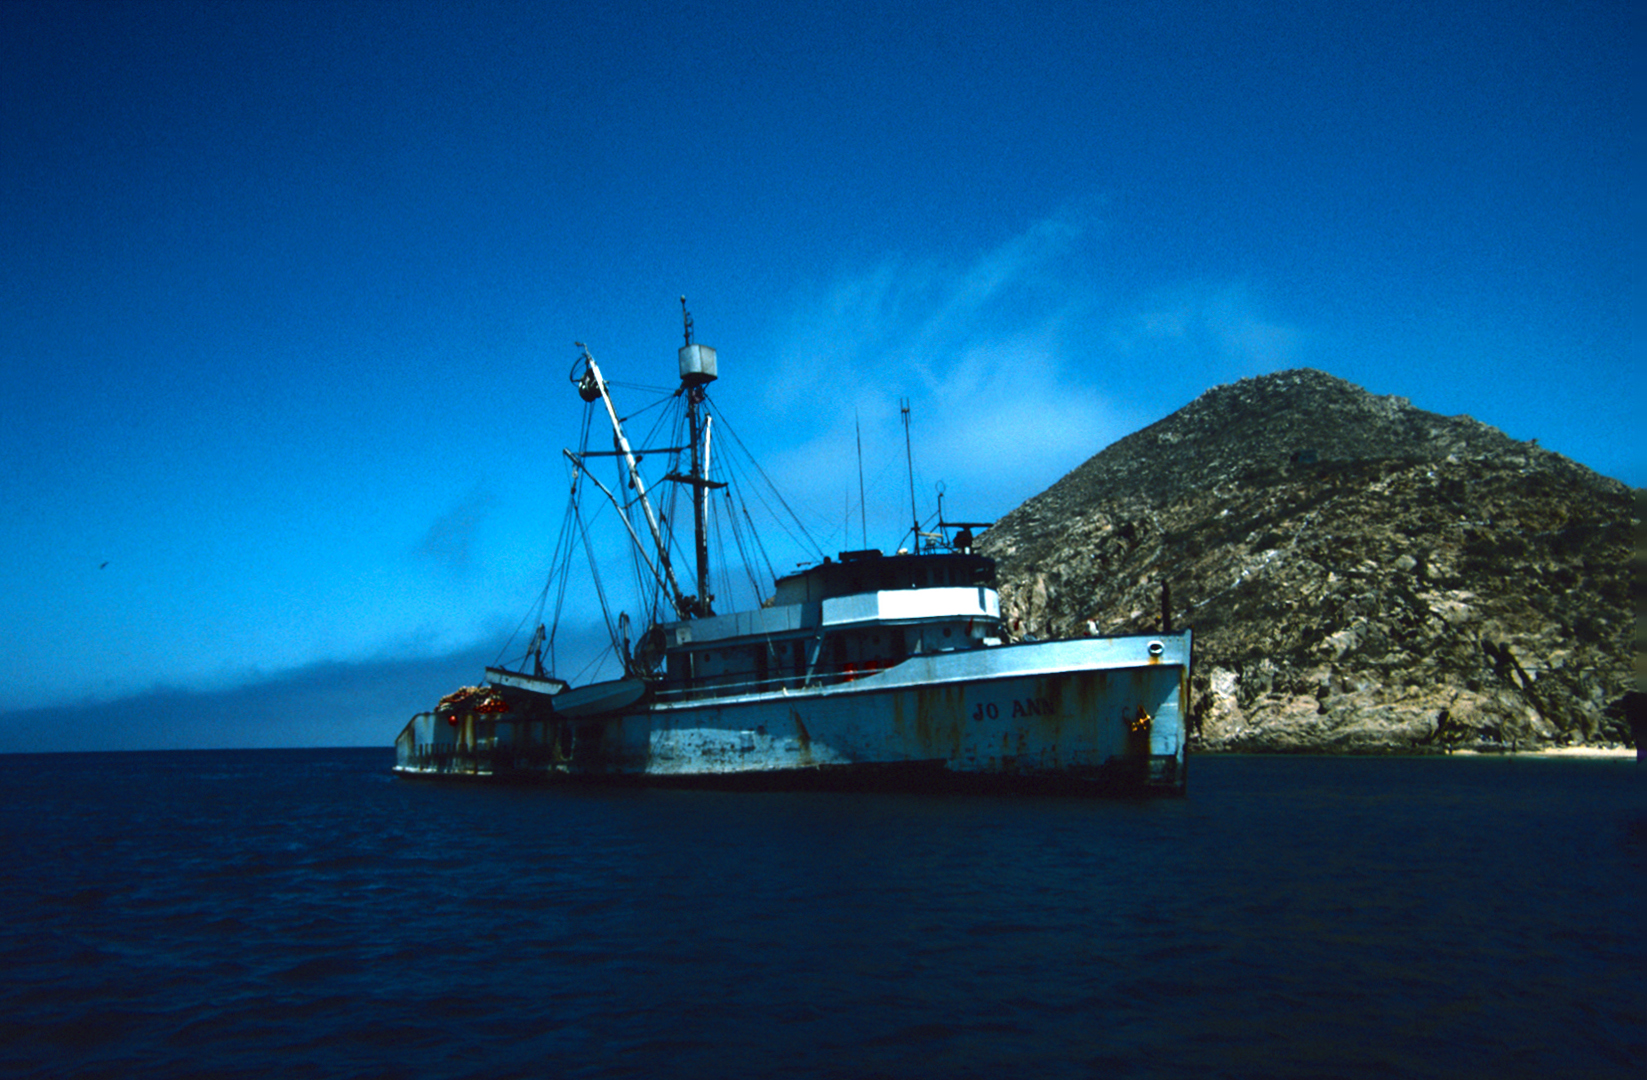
732 222 1309 557
747 212 1127 545
1112 282 1304 370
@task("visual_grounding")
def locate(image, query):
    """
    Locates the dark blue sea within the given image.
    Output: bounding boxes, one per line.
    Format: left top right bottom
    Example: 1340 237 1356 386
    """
1 750 1640 1079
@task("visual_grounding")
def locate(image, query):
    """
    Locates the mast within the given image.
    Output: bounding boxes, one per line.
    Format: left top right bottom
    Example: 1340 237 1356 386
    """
573 302 722 622
675 297 721 617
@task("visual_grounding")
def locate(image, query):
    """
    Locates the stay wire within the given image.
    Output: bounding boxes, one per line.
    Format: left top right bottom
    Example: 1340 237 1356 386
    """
495 400 595 673
710 405 826 562
548 405 601 667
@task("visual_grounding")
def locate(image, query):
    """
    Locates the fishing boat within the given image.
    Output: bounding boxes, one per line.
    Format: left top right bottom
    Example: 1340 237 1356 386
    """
394 309 1190 793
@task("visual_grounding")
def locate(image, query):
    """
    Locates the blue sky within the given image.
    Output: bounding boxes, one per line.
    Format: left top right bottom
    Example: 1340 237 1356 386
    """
0 1 1634 746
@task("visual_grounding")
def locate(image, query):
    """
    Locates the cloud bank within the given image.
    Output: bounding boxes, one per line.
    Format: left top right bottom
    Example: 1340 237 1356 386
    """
0 648 497 754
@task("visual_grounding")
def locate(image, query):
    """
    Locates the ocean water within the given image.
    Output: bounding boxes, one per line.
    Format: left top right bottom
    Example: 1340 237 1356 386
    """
0 749 1640 1079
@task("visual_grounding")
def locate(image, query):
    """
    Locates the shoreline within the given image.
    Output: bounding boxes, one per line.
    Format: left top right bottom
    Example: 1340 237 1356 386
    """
1192 745 1639 758
1453 745 1638 759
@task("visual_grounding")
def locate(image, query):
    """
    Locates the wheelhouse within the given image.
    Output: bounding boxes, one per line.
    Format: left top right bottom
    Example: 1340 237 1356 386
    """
649 551 1004 701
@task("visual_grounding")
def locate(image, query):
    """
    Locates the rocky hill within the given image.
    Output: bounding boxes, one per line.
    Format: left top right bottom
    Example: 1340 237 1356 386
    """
979 369 1639 752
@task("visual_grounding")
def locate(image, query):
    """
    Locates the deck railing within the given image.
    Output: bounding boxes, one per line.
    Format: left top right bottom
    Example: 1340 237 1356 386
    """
650 657 906 704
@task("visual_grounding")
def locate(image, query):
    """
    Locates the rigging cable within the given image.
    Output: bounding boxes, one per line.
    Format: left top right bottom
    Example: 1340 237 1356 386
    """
722 485 767 601
711 406 826 562
741 499 780 592
608 386 677 617
573 493 623 664
546 404 601 668
494 397 597 673
717 441 804 568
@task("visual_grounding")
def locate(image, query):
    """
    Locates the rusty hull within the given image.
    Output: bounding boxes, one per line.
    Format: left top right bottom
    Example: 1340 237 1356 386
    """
395 631 1190 794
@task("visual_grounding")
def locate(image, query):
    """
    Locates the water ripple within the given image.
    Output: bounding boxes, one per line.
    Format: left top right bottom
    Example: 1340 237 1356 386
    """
0 749 1640 1079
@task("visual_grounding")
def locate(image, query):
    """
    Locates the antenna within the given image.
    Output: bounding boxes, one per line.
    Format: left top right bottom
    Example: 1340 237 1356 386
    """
856 410 868 549
901 398 919 555
680 295 693 347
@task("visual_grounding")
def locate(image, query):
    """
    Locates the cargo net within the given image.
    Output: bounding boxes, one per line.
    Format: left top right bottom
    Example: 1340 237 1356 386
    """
435 685 508 716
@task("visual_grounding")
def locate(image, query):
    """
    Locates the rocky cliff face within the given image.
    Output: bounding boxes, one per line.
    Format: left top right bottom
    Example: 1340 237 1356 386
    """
979 369 1638 752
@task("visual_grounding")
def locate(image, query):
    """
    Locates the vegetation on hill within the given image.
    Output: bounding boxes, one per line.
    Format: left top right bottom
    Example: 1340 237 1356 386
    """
980 369 1637 752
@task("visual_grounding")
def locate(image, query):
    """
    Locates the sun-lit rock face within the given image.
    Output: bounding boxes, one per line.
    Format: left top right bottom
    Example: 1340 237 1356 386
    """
980 368 1638 752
